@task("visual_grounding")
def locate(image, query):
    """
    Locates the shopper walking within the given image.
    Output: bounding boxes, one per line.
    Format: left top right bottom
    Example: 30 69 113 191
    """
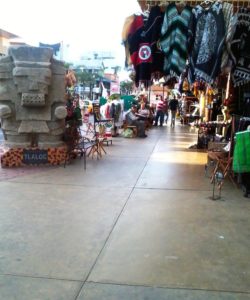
154 95 166 126
169 95 179 127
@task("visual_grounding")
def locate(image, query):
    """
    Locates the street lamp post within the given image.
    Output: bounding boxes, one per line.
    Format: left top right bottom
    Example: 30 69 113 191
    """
91 74 96 101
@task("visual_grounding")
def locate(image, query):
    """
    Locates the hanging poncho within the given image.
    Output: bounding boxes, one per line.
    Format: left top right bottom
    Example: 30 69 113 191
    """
230 8 250 87
159 3 192 78
128 6 164 87
188 1 225 84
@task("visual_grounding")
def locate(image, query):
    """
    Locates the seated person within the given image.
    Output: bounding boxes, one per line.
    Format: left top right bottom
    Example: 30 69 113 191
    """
136 101 152 129
125 105 147 138
137 101 150 120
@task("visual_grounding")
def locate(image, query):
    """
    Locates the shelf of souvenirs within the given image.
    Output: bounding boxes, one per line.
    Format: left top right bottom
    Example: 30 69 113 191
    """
197 116 250 131
196 120 231 129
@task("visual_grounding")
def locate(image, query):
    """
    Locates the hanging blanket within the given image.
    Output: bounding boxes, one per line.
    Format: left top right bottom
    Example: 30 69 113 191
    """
230 8 250 87
160 3 192 79
233 130 250 173
188 1 225 84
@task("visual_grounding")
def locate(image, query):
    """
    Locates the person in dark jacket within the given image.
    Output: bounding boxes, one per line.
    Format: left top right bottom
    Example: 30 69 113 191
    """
169 95 179 127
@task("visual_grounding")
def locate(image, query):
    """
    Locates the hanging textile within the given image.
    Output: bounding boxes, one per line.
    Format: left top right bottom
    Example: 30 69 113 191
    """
122 14 137 67
238 117 250 131
109 100 123 124
126 13 145 67
230 8 250 87
188 1 225 84
233 130 250 173
242 97 250 117
159 3 192 79
147 6 165 76
221 2 235 69
128 5 164 87
100 102 111 119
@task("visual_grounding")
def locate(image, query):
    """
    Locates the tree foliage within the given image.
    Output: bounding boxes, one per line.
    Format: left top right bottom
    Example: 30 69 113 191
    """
75 69 97 85
120 80 134 95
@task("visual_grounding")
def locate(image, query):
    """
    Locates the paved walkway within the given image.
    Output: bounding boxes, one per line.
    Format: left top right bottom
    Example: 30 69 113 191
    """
0 124 249 300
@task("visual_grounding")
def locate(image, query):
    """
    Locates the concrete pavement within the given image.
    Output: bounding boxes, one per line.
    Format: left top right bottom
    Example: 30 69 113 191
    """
0 124 249 299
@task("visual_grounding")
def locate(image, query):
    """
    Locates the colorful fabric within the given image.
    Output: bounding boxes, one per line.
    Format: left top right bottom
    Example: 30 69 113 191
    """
128 14 144 38
121 14 136 67
127 14 145 69
230 8 250 87
160 3 192 78
128 6 164 87
233 130 250 173
110 102 122 123
188 1 225 84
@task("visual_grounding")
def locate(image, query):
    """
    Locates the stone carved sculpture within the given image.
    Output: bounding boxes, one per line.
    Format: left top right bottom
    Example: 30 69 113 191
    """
0 46 67 148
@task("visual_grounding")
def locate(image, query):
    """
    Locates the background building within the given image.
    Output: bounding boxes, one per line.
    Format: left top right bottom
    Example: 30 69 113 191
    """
0 29 21 56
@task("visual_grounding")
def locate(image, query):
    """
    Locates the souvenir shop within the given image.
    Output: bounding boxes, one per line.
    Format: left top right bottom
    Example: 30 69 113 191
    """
122 0 250 195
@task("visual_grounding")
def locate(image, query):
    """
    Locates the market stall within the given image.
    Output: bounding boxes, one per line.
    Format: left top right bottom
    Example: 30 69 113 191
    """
122 0 250 194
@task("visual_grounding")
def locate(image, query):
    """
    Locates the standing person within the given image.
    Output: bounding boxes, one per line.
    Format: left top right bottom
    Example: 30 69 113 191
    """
169 95 179 127
73 94 83 126
154 95 166 126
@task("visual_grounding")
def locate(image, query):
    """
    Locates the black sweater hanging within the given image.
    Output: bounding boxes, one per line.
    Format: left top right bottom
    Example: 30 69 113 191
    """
230 8 250 87
128 6 164 87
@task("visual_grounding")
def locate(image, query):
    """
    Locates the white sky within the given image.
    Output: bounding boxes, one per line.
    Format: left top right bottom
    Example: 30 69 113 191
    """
1 0 141 73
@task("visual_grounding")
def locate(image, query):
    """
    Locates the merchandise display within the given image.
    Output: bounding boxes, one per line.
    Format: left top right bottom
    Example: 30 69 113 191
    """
122 0 250 195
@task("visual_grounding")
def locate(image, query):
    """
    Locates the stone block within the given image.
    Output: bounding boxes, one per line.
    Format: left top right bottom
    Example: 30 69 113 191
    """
18 121 50 133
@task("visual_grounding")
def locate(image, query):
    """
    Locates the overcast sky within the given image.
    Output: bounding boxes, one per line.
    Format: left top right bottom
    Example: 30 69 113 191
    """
1 0 141 69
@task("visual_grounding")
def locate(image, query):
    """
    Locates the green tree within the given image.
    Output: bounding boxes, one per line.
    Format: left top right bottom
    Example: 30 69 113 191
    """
75 69 94 85
120 80 134 95
75 68 103 85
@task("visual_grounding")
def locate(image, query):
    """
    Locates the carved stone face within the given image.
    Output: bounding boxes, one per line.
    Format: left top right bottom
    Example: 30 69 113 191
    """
8 47 54 121
0 46 67 148
13 66 52 107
